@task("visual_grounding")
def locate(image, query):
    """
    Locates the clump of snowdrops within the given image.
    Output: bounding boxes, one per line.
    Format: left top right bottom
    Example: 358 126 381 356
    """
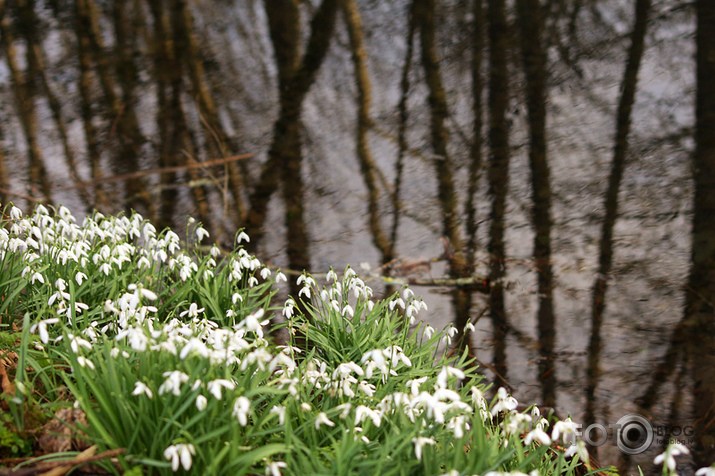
1 203 596 475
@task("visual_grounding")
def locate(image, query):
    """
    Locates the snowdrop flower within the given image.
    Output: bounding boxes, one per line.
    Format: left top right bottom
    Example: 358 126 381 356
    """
326 269 338 283
696 466 715 476
265 461 287 476
133 381 154 399
164 443 195 472
76 356 95 370
354 405 381 427
491 387 519 416
315 412 335 429
29 318 59 344
436 366 465 389
552 417 580 445
207 379 236 400
195 226 209 242
75 272 87 286
158 371 190 396
233 396 251 426
423 325 435 340
282 298 295 319
564 440 589 464
270 405 286 425
524 428 552 446
236 231 250 244
180 303 204 319
301 402 312 412
275 271 287 283
407 377 428 396
68 334 92 354
654 442 689 472
412 437 435 460
196 395 207 411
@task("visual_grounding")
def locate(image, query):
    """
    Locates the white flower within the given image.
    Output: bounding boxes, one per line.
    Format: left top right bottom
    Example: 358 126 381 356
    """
76 356 95 370
196 226 210 242
326 269 338 283
423 325 434 340
354 405 381 427
696 466 715 476
68 334 92 354
265 461 287 476
551 417 579 444
315 412 335 429
270 405 286 425
564 440 589 464
654 442 689 472
133 381 154 399
207 379 236 400
491 387 519 415
180 303 204 319
158 371 190 396
196 395 207 411
233 396 251 426
75 272 88 286
524 428 552 446
164 443 195 472
29 318 59 344
412 437 435 460
237 231 250 244
275 272 287 283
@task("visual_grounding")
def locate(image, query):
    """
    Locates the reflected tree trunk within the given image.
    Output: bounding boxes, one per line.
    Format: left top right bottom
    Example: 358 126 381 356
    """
687 0 715 464
465 0 484 271
486 0 510 390
0 0 52 204
342 0 392 266
77 0 153 218
584 0 650 458
254 0 339 297
172 0 243 230
389 3 417 263
516 0 556 408
17 0 91 208
414 0 476 359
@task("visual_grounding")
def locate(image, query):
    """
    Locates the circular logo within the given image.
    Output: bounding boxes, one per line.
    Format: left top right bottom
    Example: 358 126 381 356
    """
615 414 653 455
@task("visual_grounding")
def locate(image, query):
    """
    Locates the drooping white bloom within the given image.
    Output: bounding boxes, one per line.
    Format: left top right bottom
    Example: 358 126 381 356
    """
315 412 335 429
164 443 195 472
412 437 435 460
654 442 689 472
158 371 190 396
207 379 236 400
237 231 250 244
270 405 286 425
195 226 209 242
133 381 154 399
196 395 207 411
180 303 205 319
696 467 715 476
233 396 251 426
76 356 95 369
551 417 580 445
265 461 287 476
354 405 381 427
29 318 59 344
564 440 589 464
524 428 552 446
491 387 519 416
